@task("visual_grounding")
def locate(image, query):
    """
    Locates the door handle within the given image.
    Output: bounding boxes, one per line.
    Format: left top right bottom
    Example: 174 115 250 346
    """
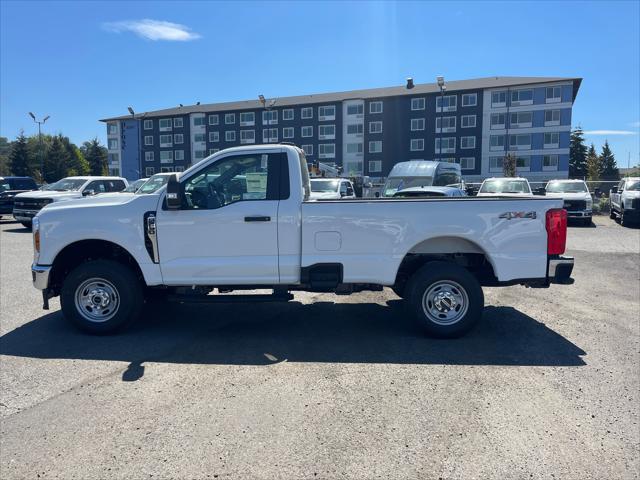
244 216 271 222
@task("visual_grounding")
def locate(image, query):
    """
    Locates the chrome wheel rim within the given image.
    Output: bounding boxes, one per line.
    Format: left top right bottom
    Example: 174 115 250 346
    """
422 280 469 325
74 278 120 323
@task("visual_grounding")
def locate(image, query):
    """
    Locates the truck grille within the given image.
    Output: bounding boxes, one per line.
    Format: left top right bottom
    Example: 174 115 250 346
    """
13 198 53 210
563 199 586 212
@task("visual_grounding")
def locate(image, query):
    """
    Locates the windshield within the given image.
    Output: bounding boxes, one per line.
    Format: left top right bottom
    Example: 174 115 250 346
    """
626 180 640 191
45 178 87 191
546 181 588 193
311 179 340 192
0 183 11 192
123 179 147 192
137 174 171 194
480 179 531 194
383 177 434 197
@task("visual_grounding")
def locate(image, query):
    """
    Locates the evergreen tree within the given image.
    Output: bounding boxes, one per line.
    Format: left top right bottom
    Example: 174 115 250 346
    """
61 136 90 175
503 153 517 177
82 138 108 176
569 127 588 178
27 133 53 176
599 140 619 180
586 144 601 181
0 136 12 176
9 131 31 176
43 136 69 183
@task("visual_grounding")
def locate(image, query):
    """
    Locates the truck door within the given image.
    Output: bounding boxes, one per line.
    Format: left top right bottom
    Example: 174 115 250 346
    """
155 151 287 285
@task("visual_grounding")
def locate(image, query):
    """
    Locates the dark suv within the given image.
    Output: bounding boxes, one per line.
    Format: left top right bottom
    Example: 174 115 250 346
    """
0 176 38 218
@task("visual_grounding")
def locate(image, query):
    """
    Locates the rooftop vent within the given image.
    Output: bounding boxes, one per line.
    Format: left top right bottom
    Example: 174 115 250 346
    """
406 77 414 89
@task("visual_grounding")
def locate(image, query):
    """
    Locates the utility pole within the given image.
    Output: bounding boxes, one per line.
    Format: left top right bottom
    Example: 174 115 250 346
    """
28 112 50 181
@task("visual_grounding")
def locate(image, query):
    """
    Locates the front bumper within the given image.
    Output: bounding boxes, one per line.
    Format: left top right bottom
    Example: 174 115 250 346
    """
13 208 40 222
32 264 52 290
622 208 640 221
566 209 592 219
548 256 574 285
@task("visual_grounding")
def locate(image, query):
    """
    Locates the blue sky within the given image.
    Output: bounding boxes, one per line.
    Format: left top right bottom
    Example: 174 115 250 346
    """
1 0 639 166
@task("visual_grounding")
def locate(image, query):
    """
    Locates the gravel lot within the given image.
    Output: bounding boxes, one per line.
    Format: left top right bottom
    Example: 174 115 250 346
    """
1 216 639 479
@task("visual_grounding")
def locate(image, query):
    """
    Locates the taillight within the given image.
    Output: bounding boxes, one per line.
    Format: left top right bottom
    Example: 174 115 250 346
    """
546 208 567 255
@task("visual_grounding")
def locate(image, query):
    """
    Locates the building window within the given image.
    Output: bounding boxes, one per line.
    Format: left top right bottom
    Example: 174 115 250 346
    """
108 138 119 150
209 131 219 142
193 116 205 127
143 120 153 130
411 118 425 131
225 131 236 142
489 156 504 172
459 157 475 170
490 113 506 129
194 150 206 160
145 167 155 176
160 135 172 147
318 105 336 121
347 104 364 115
411 98 425 110
194 133 206 143
282 109 294 121
546 86 562 103
302 144 313 156
240 130 255 144
461 136 476 149
174 134 184 144
301 126 313 137
543 154 559 170
318 125 335 140
159 119 172 131
511 89 534 105
173 118 183 128
301 107 313 119
461 93 477 107
145 151 154 162
545 109 561 126
490 135 505 151
491 91 507 107
282 127 294 139
516 156 531 170
369 101 383 114
144 136 153 146
160 151 173 163
262 110 278 125
544 132 560 148
318 143 335 159
240 112 255 126
435 137 456 154
224 113 235 125
436 95 457 112
174 150 184 161
262 128 278 143
369 160 382 173
209 114 219 125
461 115 476 128
510 111 533 128
346 143 363 154
509 133 531 150
106 123 118 135
346 123 363 135
368 121 382 134
161 167 174 173
410 138 424 151
436 116 456 132
369 140 382 153
175 166 185 172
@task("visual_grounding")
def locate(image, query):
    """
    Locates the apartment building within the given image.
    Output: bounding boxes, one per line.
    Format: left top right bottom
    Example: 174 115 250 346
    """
101 76 581 181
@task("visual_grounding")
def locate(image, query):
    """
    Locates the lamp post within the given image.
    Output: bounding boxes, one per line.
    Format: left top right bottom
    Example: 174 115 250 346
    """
28 112 50 181
436 76 446 161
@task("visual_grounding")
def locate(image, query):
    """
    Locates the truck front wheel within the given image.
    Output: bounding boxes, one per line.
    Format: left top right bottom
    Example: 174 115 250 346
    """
60 260 143 334
405 262 484 338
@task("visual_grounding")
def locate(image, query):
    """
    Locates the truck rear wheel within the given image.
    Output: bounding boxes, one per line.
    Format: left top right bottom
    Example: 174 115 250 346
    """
405 262 484 338
60 259 143 334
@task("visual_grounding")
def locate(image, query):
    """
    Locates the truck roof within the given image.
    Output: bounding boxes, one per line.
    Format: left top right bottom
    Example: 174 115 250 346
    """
388 160 460 178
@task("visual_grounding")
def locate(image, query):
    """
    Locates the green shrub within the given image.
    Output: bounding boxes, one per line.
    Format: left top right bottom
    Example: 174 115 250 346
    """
598 196 609 213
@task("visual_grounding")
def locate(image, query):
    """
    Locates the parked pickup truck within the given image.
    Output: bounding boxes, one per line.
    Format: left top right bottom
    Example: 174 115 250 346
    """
31 145 574 338
610 177 640 226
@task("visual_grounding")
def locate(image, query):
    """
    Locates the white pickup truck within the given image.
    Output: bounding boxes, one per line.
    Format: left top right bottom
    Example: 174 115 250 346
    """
31 145 574 338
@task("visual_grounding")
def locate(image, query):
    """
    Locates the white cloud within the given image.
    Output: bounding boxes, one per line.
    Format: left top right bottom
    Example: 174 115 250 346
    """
583 130 636 136
103 19 201 41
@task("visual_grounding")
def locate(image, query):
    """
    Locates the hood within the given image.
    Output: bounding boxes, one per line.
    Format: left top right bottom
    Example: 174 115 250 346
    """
622 190 640 198
309 191 341 200
40 192 150 213
14 190 82 201
476 192 533 198
545 191 591 201
397 186 462 196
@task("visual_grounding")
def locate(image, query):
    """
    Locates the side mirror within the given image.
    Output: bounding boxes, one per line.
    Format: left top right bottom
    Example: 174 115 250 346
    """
82 189 95 196
166 174 181 210
610 187 618 194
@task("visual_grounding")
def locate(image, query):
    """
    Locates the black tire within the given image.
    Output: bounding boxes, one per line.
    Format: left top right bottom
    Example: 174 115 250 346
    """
609 206 616 219
405 261 484 338
60 259 143 334
620 209 629 227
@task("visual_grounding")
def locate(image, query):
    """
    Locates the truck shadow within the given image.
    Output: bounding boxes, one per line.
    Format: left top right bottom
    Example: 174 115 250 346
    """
0 300 586 379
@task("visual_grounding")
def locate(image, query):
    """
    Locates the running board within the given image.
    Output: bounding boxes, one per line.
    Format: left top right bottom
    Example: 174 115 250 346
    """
168 293 294 304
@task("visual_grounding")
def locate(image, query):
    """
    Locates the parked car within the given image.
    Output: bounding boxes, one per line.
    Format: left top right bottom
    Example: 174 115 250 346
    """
136 173 176 195
543 179 593 226
382 161 462 197
392 186 466 198
13 176 128 227
309 178 356 200
610 177 640 226
121 178 149 193
0 176 38 218
476 177 533 197
31 145 574 338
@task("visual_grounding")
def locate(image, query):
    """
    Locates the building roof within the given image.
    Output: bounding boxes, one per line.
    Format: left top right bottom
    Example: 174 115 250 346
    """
100 76 582 122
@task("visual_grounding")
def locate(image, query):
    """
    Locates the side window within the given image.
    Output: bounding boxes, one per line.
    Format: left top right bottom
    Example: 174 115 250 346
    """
618 180 625 191
85 181 106 193
346 182 354 196
181 153 285 210
105 180 126 192
339 182 348 196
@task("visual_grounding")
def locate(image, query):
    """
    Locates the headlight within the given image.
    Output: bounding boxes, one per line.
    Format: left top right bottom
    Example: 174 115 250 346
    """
32 217 40 260
586 197 593 209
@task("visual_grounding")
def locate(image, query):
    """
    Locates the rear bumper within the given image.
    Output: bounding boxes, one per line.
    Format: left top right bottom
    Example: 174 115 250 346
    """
548 256 574 285
13 208 39 222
